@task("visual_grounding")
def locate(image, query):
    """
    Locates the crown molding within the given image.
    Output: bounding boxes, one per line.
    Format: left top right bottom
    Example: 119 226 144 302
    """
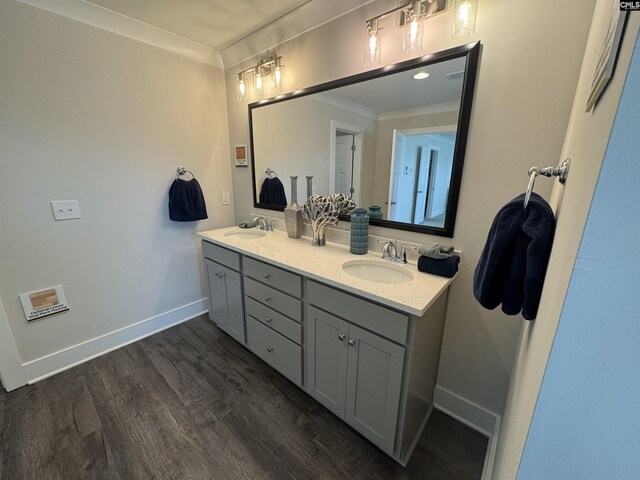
378 101 460 121
14 0 223 68
221 0 377 69
313 92 379 120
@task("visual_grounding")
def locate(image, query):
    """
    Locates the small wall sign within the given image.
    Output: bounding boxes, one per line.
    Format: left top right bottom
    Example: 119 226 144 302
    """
234 145 248 167
19 285 69 322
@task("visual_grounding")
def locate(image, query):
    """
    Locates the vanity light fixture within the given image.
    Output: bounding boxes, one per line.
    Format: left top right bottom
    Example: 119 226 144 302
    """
235 55 285 101
452 0 478 39
364 0 444 64
236 73 246 101
403 1 425 54
365 18 382 65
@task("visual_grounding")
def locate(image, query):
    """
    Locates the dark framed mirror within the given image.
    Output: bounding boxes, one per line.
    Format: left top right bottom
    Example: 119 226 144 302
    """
249 41 480 237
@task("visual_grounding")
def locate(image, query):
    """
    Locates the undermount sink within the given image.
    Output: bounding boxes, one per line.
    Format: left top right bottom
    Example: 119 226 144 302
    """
223 230 266 240
342 259 414 284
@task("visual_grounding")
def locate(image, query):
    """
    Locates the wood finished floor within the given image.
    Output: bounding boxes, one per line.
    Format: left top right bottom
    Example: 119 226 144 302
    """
0 315 487 480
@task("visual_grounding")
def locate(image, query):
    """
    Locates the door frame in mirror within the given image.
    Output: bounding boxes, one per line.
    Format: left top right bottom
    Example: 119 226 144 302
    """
249 41 481 238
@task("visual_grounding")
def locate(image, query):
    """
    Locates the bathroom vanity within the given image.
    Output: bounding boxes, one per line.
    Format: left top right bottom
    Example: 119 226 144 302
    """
198 227 455 465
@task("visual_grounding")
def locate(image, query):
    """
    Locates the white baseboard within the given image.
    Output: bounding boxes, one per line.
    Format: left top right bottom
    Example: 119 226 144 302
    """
22 299 208 384
433 385 501 480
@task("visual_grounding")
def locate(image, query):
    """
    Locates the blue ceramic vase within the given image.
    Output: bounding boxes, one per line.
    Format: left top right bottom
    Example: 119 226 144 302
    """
350 208 369 255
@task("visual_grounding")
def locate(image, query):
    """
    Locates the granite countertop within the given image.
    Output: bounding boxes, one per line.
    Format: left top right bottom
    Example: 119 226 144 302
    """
197 227 456 317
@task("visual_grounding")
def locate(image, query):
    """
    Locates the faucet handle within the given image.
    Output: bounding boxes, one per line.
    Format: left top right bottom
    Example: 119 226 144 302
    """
400 245 407 263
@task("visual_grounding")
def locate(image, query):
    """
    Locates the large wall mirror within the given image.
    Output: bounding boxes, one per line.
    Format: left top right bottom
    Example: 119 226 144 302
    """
249 42 480 237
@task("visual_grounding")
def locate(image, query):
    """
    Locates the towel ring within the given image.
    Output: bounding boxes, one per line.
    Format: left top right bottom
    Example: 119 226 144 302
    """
176 166 195 180
524 167 538 209
265 168 277 178
524 159 570 209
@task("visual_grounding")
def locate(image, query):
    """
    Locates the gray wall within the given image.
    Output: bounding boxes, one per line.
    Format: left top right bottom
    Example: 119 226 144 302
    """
0 1 233 363
224 0 595 416
493 3 640 477
518 30 640 480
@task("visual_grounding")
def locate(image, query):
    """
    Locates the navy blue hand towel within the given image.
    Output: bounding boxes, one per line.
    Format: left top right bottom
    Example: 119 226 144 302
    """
168 178 208 222
259 177 288 206
473 192 555 320
418 254 460 278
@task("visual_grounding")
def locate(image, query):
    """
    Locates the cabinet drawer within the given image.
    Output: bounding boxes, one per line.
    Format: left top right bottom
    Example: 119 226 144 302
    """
307 280 409 345
202 241 240 271
246 297 302 344
246 316 302 386
244 277 302 322
244 257 302 298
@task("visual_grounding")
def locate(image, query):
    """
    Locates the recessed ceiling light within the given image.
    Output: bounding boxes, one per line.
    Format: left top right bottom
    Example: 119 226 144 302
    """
413 72 430 80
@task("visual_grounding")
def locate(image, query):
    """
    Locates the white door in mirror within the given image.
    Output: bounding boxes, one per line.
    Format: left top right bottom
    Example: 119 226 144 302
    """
51 200 80 220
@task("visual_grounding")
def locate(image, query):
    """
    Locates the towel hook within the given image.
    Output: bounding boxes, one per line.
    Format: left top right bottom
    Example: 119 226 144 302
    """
265 168 277 178
524 159 570 209
176 166 195 180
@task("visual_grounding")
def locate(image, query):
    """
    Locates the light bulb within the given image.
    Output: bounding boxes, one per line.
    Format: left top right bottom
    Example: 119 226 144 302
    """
452 0 478 39
365 20 381 65
403 14 423 54
236 75 246 101
272 57 284 91
254 71 264 97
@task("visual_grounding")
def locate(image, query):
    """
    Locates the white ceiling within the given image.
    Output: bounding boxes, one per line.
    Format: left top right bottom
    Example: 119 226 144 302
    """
326 56 467 114
86 0 310 51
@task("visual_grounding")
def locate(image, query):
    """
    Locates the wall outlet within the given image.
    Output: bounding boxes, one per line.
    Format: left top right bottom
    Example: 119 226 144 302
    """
51 200 81 220
222 191 230 205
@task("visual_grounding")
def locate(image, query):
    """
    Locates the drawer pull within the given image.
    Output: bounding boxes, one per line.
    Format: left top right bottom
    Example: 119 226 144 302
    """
264 273 271 279
267 346 274 352
265 296 272 302
348 339 356 346
338 334 345 341
266 317 273 323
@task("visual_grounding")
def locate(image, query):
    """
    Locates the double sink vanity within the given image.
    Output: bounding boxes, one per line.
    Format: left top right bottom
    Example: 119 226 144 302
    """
198 227 456 465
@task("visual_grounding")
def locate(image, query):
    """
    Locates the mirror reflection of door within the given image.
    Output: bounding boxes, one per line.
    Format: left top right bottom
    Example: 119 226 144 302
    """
388 130 405 221
330 121 364 206
388 127 456 227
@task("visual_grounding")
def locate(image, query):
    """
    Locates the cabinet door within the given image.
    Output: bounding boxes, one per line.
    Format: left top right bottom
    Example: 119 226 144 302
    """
221 265 245 344
345 324 405 454
205 259 227 329
306 306 349 417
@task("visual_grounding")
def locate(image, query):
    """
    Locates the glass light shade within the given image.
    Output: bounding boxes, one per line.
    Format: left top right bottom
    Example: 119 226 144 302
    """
272 65 284 92
236 76 246 101
365 27 381 65
403 16 423 54
452 0 478 39
253 70 265 97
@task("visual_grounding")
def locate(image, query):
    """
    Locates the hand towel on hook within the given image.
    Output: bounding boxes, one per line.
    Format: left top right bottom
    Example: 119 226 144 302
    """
473 192 555 320
168 176 208 222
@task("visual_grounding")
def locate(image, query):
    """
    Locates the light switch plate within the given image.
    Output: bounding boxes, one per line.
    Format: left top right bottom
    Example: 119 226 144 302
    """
222 191 230 205
51 200 81 220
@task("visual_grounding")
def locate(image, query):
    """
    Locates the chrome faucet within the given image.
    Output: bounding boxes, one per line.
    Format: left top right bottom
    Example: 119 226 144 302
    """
378 236 407 264
252 216 273 231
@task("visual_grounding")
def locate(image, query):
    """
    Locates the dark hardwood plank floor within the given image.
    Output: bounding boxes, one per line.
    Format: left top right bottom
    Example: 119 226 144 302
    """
0 315 487 479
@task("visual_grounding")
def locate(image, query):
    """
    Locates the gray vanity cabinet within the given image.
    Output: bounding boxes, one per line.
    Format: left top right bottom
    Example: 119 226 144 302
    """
306 306 349 417
202 242 245 344
201 238 449 466
306 305 405 455
344 324 405 454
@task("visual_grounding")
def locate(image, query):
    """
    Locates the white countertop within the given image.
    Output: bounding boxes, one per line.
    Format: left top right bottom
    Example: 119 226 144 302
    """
197 227 455 317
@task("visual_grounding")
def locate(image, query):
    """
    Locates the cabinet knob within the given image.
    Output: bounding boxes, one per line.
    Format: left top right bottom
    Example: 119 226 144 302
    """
266 317 273 323
264 273 271 279
267 346 274 352
338 334 345 341
348 339 356 346
265 296 272 302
